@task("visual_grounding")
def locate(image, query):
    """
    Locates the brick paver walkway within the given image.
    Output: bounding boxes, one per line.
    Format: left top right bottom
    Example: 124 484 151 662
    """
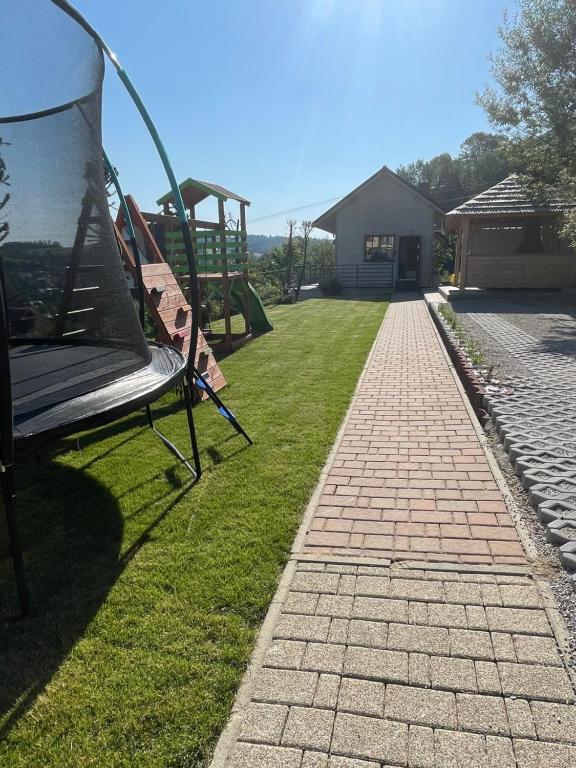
304 298 525 566
211 297 575 768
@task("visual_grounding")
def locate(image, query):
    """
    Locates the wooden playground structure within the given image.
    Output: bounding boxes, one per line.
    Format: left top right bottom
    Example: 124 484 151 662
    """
153 178 254 354
115 196 226 397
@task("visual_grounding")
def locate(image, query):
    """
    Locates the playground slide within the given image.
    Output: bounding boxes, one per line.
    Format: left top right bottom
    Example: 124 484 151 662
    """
213 281 273 333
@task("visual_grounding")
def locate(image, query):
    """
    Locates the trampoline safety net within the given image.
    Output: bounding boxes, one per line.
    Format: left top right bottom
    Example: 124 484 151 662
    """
0 0 151 392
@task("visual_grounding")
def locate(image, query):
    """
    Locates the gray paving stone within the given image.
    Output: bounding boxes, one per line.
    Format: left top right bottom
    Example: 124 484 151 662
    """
316 594 354 619
449 629 494 661
338 677 385 717
239 703 288 745
486 607 552 636
430 656 478 693
314 673 341 709
331 712 408 765
433 728 486 768
445 582 483 605
348 619 388 649
408 601 429 626
339 575 357 595
498 661 575 703
486 735 515 768
302 643 346 674
514 738 576 767
328 618 349 645
530 701 576 744
407 724 434 768
427 603 468 629
298 563 326 572
512 634 563 666
228 742 302 768
282 706 335 751
291 571 340 594
253 668 318 706
263 640 307 670
498 584 543 609
491 633 517 662
475 661 502 695
387 623 449 656
275 614 331 643
456 693 509 736
385 684 457 729
480 584 503 607
505 697 536 739
466 605 489 631
344 646 409 684
408 653 431 688
302 751 329 768
328 758 379 768
284 591 320 615
353 596 409 624
356 575 391 597
326 564 358 574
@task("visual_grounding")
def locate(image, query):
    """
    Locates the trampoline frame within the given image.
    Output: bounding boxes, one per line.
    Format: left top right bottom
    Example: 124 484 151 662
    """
0 0 205 616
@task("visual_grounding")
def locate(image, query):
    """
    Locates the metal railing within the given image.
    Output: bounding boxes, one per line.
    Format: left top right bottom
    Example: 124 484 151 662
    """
301 261 394 289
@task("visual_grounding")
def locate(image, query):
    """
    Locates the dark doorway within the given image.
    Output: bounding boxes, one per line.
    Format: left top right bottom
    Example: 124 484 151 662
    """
397 236 420 290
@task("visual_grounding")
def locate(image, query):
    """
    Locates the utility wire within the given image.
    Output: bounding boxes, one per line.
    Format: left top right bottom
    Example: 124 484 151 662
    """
247 196 343 223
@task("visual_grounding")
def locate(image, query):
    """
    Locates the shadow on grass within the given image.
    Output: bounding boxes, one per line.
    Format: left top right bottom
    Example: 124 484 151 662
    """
0 455 194 739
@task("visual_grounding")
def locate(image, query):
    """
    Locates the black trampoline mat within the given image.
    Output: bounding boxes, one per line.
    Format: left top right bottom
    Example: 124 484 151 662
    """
10 343 185 440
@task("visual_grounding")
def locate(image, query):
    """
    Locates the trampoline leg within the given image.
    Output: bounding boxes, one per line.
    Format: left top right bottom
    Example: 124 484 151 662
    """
192 367 253 446
183 378 202 480
1 465 30 617
145 401 200 480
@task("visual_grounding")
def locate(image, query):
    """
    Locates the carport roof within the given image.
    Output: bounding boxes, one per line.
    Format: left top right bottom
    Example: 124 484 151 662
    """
446 174 576 218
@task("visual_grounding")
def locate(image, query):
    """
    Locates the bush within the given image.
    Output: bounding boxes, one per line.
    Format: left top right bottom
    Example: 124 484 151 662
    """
318 277 342 295
276 293 296 305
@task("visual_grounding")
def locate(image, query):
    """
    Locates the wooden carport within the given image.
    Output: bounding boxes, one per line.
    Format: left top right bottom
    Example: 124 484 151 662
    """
446 175 576 292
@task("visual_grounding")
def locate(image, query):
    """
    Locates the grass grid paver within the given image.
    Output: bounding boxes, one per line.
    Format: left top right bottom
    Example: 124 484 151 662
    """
217 299 576 768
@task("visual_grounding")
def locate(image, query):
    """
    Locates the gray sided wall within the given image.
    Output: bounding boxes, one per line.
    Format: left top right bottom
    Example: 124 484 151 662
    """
333 174 436 288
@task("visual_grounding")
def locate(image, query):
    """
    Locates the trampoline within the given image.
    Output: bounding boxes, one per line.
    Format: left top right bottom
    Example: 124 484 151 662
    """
0 0 203 615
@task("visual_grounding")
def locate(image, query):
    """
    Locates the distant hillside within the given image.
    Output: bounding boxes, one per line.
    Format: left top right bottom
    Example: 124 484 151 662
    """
247 234 284 256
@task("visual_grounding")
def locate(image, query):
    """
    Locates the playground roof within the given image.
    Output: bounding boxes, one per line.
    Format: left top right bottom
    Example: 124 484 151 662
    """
157 178 251 209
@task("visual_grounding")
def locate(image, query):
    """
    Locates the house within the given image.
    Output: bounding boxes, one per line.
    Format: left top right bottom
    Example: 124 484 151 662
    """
445 174 576 293
313 166 445 290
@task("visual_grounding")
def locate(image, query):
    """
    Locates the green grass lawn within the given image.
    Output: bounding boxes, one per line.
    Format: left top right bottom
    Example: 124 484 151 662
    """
0 295 388 768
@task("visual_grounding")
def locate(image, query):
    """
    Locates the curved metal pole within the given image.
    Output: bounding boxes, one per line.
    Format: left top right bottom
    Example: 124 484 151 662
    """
50 0 200 377
103 153 146 329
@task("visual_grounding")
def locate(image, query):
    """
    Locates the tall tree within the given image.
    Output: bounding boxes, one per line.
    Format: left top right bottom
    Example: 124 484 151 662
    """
284 218 297 295
294 220 313 302
477 0 576 236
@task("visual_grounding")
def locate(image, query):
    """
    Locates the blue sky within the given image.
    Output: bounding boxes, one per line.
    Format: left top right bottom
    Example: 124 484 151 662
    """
73 0 513 235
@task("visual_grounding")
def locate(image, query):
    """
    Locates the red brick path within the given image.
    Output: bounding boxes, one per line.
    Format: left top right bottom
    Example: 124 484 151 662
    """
303 297 526 566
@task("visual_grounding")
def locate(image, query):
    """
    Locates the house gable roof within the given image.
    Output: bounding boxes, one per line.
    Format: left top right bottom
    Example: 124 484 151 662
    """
446 174 575 218
313 165 445 233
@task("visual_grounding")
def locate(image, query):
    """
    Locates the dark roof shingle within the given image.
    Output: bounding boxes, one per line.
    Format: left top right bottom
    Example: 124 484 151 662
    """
446 174 575 217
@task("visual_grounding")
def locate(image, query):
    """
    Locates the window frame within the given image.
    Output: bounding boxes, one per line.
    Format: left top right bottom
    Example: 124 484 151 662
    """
364 234 395 262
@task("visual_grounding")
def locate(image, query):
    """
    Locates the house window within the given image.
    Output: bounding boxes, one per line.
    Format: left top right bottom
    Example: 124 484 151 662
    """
365 235 395 262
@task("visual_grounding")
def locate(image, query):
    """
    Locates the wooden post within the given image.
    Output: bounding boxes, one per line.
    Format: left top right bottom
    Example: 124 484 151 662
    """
459 217 471 293
240 202 251 336
453 222 462 286
219 199 232 351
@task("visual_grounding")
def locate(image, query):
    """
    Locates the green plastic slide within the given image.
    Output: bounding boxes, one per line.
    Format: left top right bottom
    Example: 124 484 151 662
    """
212 281 273 333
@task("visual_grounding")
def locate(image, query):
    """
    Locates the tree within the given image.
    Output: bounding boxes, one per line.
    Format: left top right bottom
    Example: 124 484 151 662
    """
396 132 513 211
284 218 297 295
294 220 313 302
477 0 576 239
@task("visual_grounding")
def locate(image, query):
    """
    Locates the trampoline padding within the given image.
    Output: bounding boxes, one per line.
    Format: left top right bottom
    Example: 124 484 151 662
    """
11 343 186 440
